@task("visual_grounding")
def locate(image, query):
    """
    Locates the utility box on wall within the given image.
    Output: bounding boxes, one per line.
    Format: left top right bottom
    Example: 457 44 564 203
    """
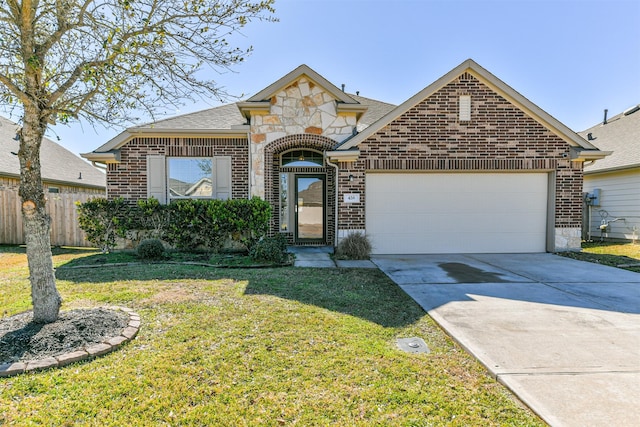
585 188 601 207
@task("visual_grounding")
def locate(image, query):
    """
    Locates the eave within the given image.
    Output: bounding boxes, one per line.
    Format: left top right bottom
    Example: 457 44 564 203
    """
571 149 612 162
0 171 105 190
326 150 360 162
84 126 250 164
126 127 250 138
81 150 121 164
584 163 640 175
237 101 271 121
336 103 369 121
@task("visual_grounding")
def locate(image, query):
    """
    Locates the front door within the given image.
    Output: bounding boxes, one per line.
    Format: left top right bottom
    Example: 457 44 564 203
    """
295 175 325 242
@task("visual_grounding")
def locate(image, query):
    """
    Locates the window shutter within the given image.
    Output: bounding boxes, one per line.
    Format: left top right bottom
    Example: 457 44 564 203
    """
213 156 232 200
147 155 167 204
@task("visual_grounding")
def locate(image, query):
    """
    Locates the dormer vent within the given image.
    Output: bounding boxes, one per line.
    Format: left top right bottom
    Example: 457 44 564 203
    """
459 95 471 121
623 104 640 116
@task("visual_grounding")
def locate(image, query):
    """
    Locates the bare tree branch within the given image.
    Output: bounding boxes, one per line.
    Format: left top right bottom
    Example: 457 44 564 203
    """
0 0 276 323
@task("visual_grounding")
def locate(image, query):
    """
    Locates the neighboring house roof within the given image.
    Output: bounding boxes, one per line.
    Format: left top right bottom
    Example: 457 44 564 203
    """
332 59 606 162
0 115 105 189
579 105 640 174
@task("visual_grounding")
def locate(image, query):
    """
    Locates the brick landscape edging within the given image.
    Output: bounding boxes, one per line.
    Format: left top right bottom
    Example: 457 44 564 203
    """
0 306 140 378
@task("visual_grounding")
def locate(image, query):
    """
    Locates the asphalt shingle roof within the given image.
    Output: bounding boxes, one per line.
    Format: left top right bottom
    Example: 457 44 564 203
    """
349 94 396 128
0 115 106 189
127 94 395 132
579 105 640 173
131 103 246 130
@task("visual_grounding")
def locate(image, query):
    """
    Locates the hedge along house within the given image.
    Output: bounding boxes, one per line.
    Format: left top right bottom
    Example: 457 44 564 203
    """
82 59 608 254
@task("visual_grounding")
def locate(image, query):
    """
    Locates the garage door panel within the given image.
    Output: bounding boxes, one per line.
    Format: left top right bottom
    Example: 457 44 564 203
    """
366 173 548 254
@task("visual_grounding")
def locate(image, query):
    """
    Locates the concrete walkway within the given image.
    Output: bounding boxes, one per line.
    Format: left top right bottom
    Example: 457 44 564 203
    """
288 246 376 268
373 253 640 427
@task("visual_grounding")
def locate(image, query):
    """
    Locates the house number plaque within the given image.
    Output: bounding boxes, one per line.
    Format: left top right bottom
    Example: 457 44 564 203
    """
344 193 360 203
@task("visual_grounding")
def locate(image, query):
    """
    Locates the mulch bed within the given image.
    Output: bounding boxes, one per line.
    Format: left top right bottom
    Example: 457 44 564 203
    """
0 308 129 364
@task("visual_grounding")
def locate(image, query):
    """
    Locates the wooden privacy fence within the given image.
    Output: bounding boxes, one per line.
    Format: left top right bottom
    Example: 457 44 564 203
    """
0 189 96 247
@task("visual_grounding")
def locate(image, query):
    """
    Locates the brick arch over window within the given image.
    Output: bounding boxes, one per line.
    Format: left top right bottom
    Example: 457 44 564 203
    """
265 134 337 244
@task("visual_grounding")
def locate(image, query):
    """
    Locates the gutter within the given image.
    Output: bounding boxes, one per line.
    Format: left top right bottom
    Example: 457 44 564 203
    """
570 148 612 162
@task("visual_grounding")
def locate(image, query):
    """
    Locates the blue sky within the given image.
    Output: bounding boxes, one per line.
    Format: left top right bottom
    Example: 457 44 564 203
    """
42 0 640 156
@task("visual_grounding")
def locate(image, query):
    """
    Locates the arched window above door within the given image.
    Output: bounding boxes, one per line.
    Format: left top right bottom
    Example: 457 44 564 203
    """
281 149 324 167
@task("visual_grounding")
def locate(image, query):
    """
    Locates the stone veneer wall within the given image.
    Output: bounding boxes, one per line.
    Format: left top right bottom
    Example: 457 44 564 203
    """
336 72 583 251
107 136 249 202
249 77 357 198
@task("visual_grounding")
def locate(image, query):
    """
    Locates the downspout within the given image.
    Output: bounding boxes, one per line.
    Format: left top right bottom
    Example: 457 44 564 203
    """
247 131 252 199
583 161 594 241
91 161 108 199
325 154 339 247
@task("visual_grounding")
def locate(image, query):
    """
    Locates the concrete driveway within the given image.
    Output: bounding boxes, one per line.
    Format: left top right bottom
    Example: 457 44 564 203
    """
372 253 640 427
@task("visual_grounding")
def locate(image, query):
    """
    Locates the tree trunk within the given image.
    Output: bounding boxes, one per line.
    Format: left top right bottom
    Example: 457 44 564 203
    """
18 107 61 324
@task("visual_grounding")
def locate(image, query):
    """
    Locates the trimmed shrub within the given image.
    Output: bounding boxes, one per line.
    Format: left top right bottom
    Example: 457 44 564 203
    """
77 197 273 253
164 199 227 251
76 197 131 253
336 232 372 260
249 234 289 264
136 239 166 260
135 198 170 239
223 198 272 251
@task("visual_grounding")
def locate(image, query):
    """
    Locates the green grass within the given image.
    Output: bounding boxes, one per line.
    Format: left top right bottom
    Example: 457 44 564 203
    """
53 247 291 269
558 241 640 273
0 246 543 426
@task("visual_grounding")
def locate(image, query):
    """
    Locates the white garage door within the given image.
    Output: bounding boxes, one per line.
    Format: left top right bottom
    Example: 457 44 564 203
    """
366 173 549 254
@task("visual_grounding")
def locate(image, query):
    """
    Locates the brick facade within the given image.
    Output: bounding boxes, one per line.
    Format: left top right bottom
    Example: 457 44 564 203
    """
264 134 336 244
107 136 249 202
92 64 591 252
337 73 583 239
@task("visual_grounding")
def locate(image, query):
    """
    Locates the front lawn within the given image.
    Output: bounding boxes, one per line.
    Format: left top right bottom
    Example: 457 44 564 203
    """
0 246 543 426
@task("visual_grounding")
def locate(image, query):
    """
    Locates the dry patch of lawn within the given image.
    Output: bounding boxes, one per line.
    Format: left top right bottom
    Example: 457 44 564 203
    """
0 246 544 426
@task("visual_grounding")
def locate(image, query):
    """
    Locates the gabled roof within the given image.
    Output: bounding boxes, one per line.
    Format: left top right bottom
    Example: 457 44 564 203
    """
336 59 606 161
0 115 105 189
246 64 360 104
85 103 249 157
84 64 395 163
131 103 246 131
237 64 368 121
580 105 640 174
